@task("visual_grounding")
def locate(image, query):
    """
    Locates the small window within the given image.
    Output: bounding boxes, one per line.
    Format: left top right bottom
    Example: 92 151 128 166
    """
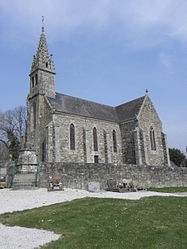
150 127 156 151
35 74 38 85
46 62 48 68
32 76 34 88
94 155 99 163
70 124 75 150
113 130 117 152
93 127 98 151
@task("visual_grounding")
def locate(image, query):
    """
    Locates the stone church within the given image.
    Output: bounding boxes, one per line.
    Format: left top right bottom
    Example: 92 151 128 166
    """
27 27 170 167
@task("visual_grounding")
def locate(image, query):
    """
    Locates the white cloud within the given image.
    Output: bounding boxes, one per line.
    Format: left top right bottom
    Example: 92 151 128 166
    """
1 0 187 46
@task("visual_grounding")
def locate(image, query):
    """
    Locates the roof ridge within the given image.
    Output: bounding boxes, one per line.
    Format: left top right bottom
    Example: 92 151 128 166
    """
55 92 116 109
115 95 146 108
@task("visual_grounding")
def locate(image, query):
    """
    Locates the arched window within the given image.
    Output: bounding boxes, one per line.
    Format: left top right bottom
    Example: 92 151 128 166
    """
70 124 75 150
93 127 98 151
113 130 117 152
150 127 156 151
33 103 36 129
35 74 38 85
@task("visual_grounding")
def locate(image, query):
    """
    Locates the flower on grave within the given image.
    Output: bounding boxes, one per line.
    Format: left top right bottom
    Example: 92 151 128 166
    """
117 183 123 188
48 176 62 184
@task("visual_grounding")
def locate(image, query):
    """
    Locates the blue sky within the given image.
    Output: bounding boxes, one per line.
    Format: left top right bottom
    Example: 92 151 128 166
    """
0 0 186 153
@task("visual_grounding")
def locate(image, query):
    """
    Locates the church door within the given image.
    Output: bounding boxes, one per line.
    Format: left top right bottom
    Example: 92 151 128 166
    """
94 155 99 163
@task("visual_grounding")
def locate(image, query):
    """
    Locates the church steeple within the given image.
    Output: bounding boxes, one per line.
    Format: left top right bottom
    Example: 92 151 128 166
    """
31 20 55 74
29 18 56 98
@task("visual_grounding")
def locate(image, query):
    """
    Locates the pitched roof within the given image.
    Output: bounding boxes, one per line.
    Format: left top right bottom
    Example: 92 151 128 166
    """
115 96 145 122
47 93 146 123
47 93 119 122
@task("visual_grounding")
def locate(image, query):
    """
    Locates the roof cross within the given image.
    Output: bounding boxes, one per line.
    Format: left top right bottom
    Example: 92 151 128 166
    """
42 16 44 32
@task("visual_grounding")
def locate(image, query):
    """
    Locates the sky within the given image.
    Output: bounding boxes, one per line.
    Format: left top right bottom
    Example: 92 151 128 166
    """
0 0 186 153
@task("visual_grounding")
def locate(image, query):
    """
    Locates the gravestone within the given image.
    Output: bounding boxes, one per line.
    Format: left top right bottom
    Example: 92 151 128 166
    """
88 181 100 192
107 179 117 189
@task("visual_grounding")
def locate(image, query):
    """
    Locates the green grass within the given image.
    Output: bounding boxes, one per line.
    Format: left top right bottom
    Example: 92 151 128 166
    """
0 197 187 249
148 187 187 193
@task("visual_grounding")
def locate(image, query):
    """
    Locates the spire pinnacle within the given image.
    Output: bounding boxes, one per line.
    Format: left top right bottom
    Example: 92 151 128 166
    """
30 21 55 74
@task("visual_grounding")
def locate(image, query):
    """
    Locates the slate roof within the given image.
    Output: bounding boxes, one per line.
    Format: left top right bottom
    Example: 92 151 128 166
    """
115 96 145 122
47 93 119 122
47 93 146 123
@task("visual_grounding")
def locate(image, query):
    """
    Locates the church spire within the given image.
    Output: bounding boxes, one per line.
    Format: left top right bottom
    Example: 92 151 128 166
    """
29 19 56 98
30 18 55 74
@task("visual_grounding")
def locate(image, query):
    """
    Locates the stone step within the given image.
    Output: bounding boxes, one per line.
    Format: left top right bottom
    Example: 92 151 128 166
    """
13 179 36 183
14 174 36 180
12 173 39 190
13 186 39 190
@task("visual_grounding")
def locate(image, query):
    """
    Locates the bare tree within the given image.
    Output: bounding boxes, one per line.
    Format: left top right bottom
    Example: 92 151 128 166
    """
0 106 27 161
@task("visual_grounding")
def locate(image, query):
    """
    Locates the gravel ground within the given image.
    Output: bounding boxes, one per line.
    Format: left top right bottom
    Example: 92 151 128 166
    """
0 188 186 249
0 224 61 249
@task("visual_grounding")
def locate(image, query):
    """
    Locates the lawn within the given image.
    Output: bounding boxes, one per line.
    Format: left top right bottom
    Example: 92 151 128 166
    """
148 187 187 193
0 197 187 249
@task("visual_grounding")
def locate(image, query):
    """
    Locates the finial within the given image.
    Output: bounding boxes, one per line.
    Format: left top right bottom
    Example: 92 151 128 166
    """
42 16 44 32
145 89 149 95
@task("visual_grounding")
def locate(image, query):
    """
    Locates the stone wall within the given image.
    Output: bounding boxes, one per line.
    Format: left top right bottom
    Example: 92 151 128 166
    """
40 163 187 190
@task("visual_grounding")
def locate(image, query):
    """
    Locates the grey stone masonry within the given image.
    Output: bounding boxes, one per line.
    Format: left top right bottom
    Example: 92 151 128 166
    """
40 162 187 190
12 149 39 189
45 114 122 164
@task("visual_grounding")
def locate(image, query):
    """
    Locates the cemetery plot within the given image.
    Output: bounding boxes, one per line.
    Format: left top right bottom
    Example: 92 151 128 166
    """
48 176 63 191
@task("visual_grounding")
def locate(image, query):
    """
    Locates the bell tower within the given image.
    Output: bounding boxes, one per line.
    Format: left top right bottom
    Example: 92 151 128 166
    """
27 19 55 158
29 19 56 98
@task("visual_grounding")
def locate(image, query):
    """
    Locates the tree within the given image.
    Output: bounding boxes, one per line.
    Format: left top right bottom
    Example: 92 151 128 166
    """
169 148 186 167
0 106 27 162
181 158 187 167
0 143 9 161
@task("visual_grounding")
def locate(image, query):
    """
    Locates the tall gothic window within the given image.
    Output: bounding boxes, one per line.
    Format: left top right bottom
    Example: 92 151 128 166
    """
93 127 98 151
113 130 117 152
70 124 75 150
150 127 156 151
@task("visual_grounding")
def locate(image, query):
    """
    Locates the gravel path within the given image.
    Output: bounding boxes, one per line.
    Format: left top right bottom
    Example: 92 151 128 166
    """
0 224 61 249
0 188 186 249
